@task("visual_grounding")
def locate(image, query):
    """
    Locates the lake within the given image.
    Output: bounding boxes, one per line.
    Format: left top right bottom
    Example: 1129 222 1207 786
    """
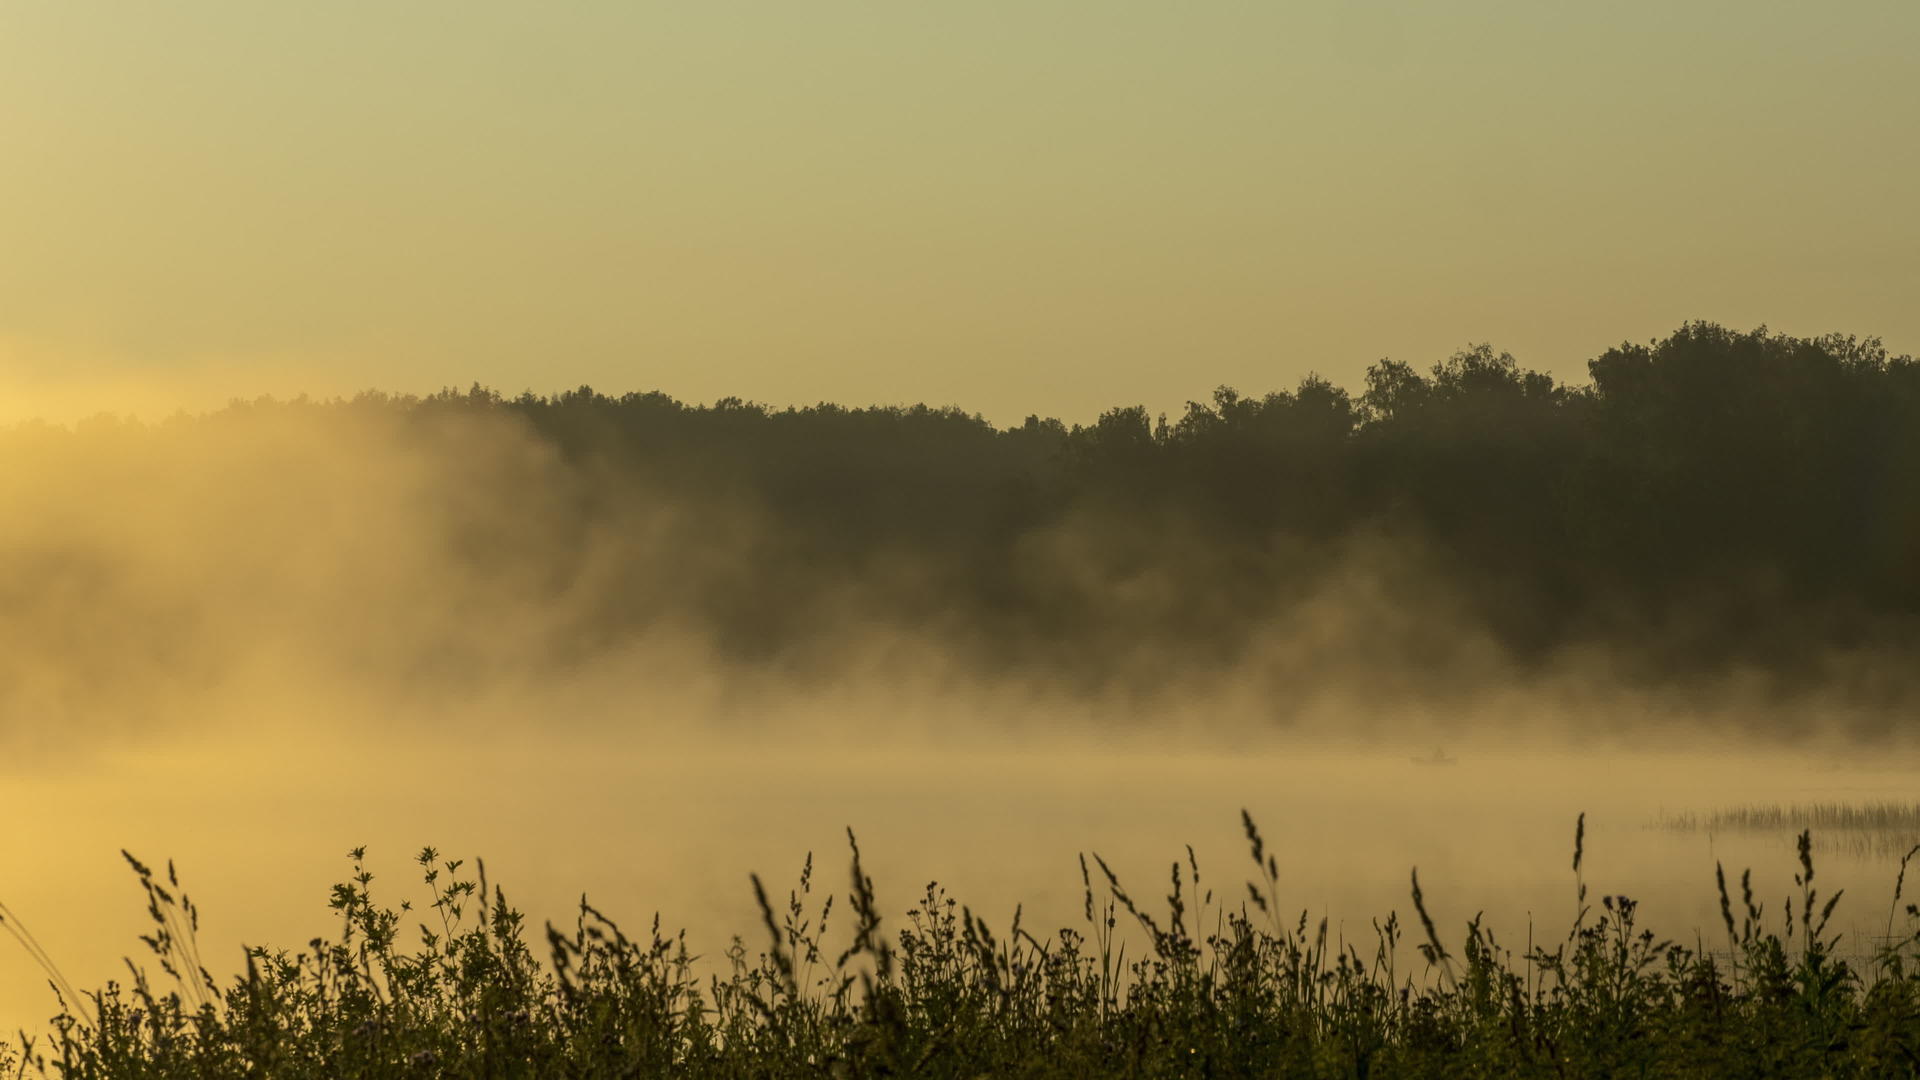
6 720 1916 1032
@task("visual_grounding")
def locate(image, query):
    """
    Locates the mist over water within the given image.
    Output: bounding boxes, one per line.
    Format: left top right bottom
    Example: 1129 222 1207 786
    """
5 365 1920 1032
9 727 1920 1031
7 0 1919 1059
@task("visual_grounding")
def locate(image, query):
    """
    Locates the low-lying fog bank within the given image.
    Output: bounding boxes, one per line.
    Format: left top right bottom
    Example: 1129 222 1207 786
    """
8 362 1920 1031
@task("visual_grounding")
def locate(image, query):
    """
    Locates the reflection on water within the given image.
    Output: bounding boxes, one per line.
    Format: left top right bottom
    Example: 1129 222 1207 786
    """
1658 802 1920 860
4 730 1918 1030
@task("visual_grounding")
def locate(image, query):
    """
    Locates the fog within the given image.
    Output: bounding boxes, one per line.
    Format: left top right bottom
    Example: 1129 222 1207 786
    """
4 399 1918 1030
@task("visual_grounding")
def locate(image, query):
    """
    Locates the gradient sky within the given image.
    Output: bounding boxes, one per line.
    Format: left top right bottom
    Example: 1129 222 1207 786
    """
2 1 1915 424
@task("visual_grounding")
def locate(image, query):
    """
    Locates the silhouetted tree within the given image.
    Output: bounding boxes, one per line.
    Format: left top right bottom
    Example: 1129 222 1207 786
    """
9 321 1915 699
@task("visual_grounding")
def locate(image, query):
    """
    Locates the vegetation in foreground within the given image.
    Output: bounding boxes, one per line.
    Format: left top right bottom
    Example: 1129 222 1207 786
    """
6 816 1920 1078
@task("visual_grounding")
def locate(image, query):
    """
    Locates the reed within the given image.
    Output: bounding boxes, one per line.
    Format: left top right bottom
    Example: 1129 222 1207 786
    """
1660 801 1920 859
1660 801 1920 834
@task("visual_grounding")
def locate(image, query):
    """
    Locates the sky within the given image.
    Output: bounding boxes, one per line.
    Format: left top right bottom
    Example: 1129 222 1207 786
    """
2 0 1915 425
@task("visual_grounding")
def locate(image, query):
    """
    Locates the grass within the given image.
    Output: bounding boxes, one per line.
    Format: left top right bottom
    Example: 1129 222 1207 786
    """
4 815 1920 1078
1659 801 1920 858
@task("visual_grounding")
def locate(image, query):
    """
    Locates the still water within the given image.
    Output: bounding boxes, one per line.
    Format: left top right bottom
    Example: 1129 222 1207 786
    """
4 727 1917 1031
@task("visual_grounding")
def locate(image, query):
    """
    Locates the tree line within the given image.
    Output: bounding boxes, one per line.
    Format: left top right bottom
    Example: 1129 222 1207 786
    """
16 321 1920 700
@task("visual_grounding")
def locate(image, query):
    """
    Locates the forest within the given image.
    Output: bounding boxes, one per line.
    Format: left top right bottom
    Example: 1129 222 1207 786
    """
9 321 1919 710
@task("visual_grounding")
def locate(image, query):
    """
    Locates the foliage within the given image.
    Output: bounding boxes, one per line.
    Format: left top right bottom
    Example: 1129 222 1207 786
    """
13 322 1918 705
9 817 1920 1078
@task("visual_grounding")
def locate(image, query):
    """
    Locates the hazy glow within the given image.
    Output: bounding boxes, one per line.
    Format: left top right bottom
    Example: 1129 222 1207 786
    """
9 734 1919 1029
1 407 1916 1028
4 0 1919 1040
4 2 1916 421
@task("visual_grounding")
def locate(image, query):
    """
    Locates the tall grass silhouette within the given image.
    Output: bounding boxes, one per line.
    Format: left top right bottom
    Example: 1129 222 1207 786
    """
4 815 1920 1077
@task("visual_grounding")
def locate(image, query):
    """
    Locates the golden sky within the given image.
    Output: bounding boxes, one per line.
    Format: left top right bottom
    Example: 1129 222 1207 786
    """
2 1 1915 424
